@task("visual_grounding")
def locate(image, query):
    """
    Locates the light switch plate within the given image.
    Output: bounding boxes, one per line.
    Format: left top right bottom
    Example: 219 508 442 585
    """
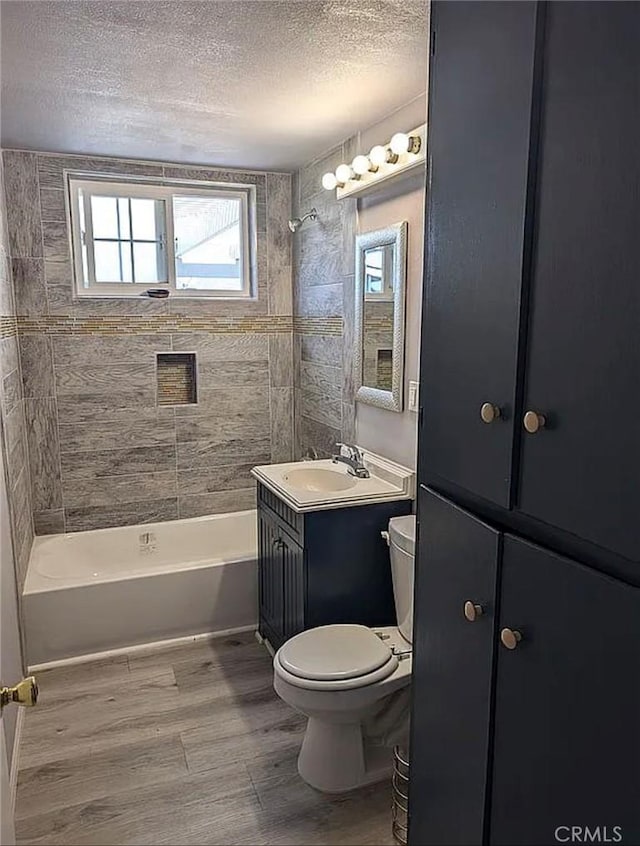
408 380 419 413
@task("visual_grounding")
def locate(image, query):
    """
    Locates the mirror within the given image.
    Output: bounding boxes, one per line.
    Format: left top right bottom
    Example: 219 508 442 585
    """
354 221 408 412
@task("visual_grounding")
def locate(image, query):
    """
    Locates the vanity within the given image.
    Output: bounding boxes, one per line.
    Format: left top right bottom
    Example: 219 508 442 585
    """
252 452 414 652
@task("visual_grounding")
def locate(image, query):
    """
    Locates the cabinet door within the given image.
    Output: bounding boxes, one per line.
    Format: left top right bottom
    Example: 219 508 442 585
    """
282 534 305 642
408 489 500 845
518 3 640 560
257 513 284 648
491 537 640 845
419 1 539 508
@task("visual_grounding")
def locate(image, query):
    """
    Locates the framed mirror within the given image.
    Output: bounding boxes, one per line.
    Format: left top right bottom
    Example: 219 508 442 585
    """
354 221 408 412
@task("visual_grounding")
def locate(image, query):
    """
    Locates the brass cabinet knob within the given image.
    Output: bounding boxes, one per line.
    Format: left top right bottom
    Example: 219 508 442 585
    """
0 676 38 711
500 628 522 650
464 601 484 622
523 410 546 433
480 403 502 424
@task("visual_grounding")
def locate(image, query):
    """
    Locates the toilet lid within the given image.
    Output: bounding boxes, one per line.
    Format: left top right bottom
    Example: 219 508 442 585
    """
278 624 393 681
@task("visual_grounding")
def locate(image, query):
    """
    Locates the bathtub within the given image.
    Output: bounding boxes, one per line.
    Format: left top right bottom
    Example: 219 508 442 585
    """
23 510 258 667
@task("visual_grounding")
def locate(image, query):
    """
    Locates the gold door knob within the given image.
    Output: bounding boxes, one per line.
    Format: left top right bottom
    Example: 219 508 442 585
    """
464 601 483 622
500 628 522 650
523 410 546 433
0 676 38 711
480 403 501 424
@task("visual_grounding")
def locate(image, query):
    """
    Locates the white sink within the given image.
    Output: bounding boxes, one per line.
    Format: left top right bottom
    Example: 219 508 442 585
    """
282 467 358 493
251 452 415 513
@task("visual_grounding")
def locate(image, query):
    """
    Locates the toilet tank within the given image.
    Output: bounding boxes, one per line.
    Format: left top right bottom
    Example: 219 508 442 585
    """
388 515 416 643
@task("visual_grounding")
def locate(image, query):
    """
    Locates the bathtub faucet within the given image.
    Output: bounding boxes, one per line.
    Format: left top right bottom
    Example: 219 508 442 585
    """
332 443 370 479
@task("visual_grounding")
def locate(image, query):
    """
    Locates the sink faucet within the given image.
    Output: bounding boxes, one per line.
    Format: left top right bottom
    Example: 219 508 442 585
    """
332 443 370 478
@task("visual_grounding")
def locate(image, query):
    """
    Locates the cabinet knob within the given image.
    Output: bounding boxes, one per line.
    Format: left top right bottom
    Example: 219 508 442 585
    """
523 410 546 434
272 537 284 550
500 628 522 650
463 601 483 622
480 403 501 424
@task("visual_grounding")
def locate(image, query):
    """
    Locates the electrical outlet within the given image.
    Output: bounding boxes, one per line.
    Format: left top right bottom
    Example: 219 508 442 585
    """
408 380 419 413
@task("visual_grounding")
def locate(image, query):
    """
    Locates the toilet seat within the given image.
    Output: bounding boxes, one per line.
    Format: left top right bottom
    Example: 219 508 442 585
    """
274 624 400 691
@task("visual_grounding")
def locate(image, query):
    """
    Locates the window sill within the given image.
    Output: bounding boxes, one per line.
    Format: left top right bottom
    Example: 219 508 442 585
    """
73 292 258 302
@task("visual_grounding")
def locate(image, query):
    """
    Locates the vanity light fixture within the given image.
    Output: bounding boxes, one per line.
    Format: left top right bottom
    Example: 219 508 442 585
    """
389 132 422 156
352 155 373 176
322 172 338 191
369 145 394 168
335 163 355 185
322 124 426 200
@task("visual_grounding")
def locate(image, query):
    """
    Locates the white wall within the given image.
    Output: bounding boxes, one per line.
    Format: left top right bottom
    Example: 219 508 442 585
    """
354 96 427 469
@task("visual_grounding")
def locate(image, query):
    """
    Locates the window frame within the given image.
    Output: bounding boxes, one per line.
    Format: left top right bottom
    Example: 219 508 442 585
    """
67 173 255 299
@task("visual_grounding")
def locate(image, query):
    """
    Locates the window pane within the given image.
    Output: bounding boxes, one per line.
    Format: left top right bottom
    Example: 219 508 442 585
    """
131 198 160 240
365 274 383 294
78 192 89 287
94 241 122 282
78 191 86 233
173 195 244 291
120 243 133 282
118 198 131 239
133 242 160 283
81 244 89 287
91 196 119 239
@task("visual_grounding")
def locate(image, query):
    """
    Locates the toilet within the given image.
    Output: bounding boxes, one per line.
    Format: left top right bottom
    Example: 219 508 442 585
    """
273 514 416 793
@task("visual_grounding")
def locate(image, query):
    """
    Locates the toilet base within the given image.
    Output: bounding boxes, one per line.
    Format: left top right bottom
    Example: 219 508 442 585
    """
297 716 393 793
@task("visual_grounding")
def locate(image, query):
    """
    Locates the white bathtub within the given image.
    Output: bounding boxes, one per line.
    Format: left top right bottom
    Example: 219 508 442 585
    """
23 510 258 666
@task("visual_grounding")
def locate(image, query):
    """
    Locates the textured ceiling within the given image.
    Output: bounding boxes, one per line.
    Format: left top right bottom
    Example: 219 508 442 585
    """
0 0 428 170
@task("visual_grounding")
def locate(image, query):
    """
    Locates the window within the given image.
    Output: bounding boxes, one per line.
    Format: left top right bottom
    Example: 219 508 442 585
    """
67 175 253 298
363 244 395 301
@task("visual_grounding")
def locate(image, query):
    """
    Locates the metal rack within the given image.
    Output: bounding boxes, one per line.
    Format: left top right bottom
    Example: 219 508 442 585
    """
391 745 409 844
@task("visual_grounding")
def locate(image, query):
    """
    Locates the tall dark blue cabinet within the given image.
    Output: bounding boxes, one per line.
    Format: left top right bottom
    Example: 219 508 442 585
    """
410 2 640 844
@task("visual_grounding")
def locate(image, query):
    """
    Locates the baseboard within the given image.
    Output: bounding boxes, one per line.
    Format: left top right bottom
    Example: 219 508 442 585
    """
9 706 24 813
254 628 276 657
28 624 257 673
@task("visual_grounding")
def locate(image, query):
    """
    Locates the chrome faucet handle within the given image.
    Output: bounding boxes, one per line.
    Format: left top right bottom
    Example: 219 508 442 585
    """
334 442 350 460
335 442 359 460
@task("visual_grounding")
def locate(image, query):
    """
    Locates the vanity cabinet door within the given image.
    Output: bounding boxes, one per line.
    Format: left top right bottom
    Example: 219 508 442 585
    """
408 488 500 846
419 0 539 508
491 536 640 845
281 533 305 642
258 509 305 649
258 512 284 649
517 2 640 562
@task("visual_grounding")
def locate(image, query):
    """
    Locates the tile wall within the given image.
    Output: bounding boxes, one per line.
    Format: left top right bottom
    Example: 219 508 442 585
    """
0 160 34 585
292 95 427 467
2 150 294 533
292 140 357 458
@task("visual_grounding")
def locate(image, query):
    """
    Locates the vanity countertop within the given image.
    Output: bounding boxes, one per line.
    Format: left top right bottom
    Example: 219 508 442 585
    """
251 451 415 513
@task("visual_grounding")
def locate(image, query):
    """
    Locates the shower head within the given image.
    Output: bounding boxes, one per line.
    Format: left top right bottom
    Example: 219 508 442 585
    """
288 208 317 233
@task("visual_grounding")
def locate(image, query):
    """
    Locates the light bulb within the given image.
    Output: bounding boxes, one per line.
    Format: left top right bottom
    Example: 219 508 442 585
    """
335 164 353 185
390 132 410 156
352 155 372 176
322 172 338 191
369 145 390 167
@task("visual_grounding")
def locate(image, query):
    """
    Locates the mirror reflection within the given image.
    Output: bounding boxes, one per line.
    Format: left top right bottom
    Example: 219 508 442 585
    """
363 245 395 392
354 222 407 413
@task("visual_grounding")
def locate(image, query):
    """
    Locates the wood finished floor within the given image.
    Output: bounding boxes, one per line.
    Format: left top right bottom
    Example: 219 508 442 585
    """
14 633 395 846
